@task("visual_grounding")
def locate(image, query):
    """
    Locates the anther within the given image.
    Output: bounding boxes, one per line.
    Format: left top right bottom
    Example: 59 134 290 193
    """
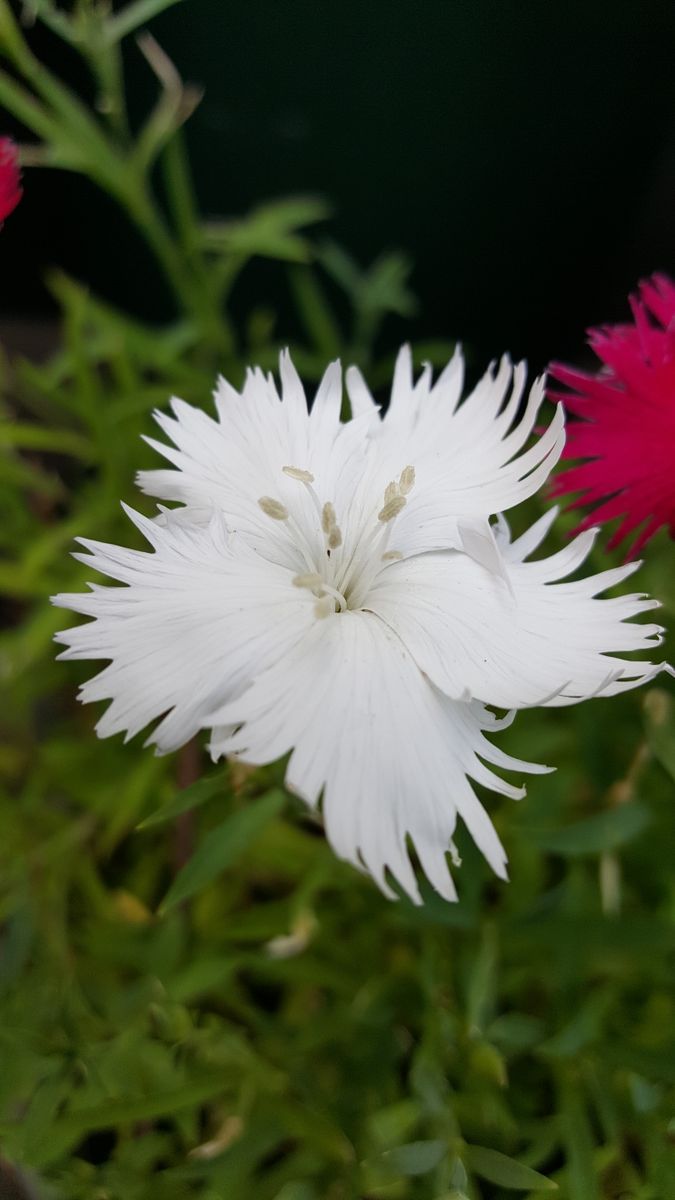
321 502 337 534
328 527 343 550
383 480 399 505
314 596 334 619
293 572 324 590
283 466 315 483
258 496 288 520
382 550 403 561
378 495 407 523
399 465 415 495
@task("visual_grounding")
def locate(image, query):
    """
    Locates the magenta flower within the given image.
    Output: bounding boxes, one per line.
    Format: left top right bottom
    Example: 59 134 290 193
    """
548 273 675 558
0 137 21 224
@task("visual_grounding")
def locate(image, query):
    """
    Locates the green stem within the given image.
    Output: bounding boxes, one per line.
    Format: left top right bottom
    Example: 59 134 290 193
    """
161 129 199 253
122 181 196 309
89 31 130 138
0 0 233 353
161 134 237 354
123 180 235 354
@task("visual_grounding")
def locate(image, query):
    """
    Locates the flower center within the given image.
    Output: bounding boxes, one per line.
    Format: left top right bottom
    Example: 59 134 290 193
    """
257 464 415 616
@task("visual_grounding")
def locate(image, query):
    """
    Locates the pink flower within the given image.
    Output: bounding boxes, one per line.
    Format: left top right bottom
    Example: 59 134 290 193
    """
0 137 22 224
548 273 675 558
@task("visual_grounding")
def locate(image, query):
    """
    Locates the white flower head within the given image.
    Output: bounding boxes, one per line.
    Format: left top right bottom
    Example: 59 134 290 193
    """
53 347 672 902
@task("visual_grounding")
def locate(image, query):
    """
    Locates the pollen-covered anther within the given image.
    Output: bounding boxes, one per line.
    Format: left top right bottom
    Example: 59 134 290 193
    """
258 496 288 520
378 494 407 523
320 500 343 551
293 572 324 591
314 595 334 619
383 480 399 505
321 502 337 534
399 465 415 495
282 466 315 483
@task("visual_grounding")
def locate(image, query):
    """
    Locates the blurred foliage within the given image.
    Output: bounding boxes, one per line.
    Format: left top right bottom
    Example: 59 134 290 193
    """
0 2 674 1198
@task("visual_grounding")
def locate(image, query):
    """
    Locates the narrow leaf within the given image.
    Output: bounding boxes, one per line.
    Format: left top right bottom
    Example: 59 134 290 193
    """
0 422 93 459
466 1145 558 1191
382 1139 447 1176
27 1075 226 1169
137 771 227 829
643 688 675 781
524 802 649 856
107 0 185 43
559 1079 600 1200
160 790 285 910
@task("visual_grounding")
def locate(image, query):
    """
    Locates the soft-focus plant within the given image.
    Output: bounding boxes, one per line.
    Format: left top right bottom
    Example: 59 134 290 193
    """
0 3 674 1199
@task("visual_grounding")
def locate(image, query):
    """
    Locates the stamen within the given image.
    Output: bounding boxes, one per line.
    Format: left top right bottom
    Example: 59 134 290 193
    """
295 571 347 615
283 466 315 483
267 462 416 615
258 496 288 520
314 595 334 619
283 467 325 531
378 495 407 523
321 502 337 534
319 583 347 612
293 572 324 590
399 465 415 495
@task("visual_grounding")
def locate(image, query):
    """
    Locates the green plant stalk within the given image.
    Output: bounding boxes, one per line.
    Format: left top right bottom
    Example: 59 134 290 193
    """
106 0 185 45
85 19 130 136
160 134 236 353
0 0 231 350
161 129 199 254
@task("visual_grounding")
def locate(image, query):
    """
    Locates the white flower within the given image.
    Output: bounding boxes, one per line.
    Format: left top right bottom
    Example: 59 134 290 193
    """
53 348 671 902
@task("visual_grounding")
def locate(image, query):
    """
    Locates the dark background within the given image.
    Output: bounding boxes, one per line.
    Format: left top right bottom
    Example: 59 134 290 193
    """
2 0 675 368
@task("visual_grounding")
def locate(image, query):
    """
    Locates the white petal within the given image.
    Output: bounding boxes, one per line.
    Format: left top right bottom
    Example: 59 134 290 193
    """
309 359 342 445
345 364 380 419
136 353 367 569
52 509 314 753
365 519 668 709
366 355 565 543
205 611 539 902
278 348 309 425
388 344 415 418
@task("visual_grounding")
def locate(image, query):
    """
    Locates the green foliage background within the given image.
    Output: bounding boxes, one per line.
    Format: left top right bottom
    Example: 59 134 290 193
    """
1 4 674 1198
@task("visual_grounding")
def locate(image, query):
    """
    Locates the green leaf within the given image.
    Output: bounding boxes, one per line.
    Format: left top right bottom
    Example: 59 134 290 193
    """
106 0 185 44
559 1079 599 1200
137 771 228 829
273 1185 317 1200
465 1145 558 1191
203 196 330 264
368 1099 422 1149
524 802 650 856
643 688 675 781
539 992 611 1059
380 1139 447 1176
0 422 93 459
23 1074 227 1169
465 921 497 1031
160 790 286 910
168 954 240 1002
279 1100 355 1164
288 265 342 357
